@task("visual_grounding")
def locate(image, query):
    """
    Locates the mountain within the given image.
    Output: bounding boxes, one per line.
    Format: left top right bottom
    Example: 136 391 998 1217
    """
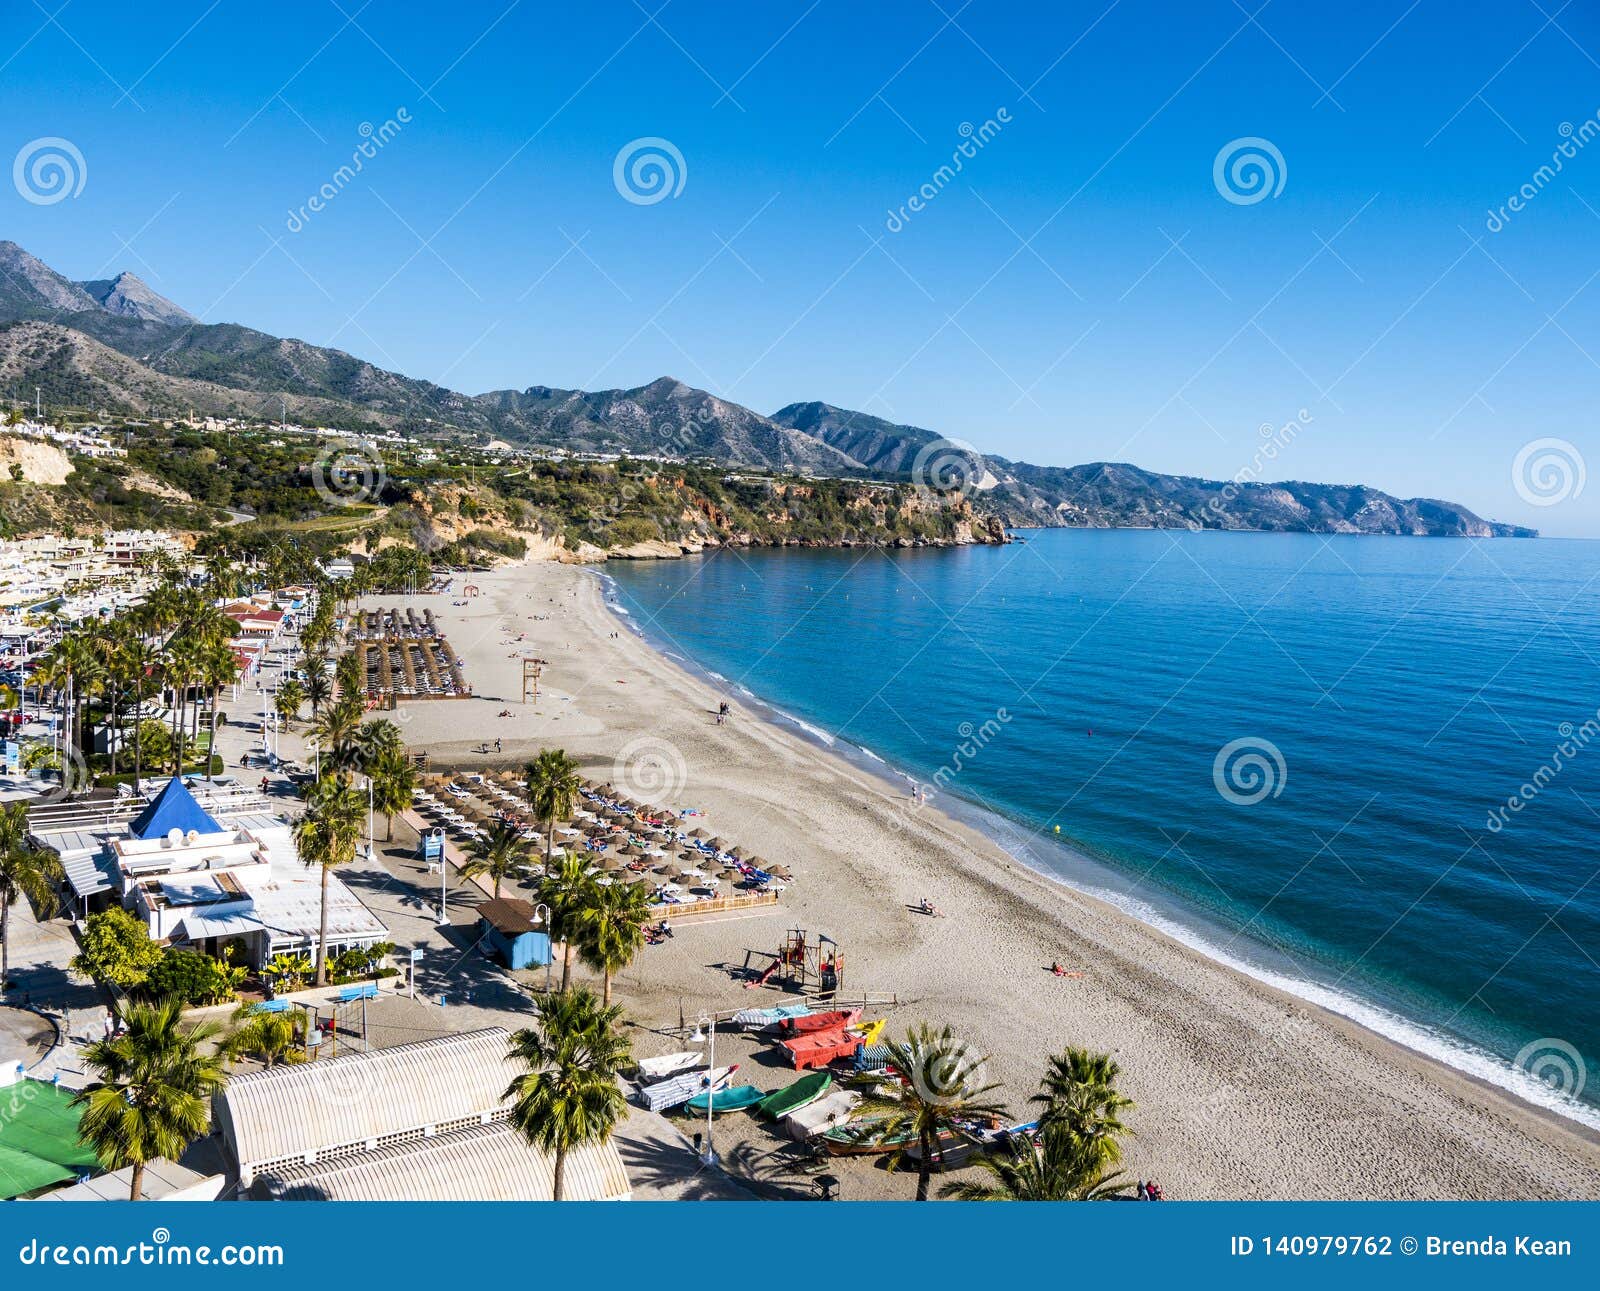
477 377 864 473
770 402 1533 538
0 241 1533 536
77 271 195 324
0 241 99 315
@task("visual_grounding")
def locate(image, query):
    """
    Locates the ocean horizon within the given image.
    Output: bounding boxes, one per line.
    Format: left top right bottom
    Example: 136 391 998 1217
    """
604 527 1600 1130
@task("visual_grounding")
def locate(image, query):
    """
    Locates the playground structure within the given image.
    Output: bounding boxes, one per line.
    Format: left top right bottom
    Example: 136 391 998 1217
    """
742 928 844 997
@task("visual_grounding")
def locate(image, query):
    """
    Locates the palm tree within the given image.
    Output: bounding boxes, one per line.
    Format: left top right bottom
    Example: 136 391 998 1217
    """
1032 1047 1135 1167
224 1003 307 1069
357 717 403 771
292 777 366 986
525 748 581 869
939 1126 1132 1200
504 988 630 1200
72 997 227 1201
303 655 331 719
537 855 599 993
367 746 416 841
577 880 652 1006
198 636 239 778
309 695 363 782
274 677 306 732
0 803 62 993
126 638 162 787
845 1023 1006 1200
461 820 531 899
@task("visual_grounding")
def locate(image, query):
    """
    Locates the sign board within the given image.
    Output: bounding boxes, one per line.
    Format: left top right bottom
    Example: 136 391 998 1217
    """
422 829 444 862
2 742 17 775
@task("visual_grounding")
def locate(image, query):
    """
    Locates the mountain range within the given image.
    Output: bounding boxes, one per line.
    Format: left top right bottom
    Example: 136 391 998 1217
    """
0 240 1532 537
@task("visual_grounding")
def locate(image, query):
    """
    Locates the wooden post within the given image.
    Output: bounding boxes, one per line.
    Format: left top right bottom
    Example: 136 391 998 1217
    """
521 657 547 703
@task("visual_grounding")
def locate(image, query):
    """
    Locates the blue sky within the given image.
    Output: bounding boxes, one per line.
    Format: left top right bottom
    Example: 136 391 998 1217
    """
4 0 1600 534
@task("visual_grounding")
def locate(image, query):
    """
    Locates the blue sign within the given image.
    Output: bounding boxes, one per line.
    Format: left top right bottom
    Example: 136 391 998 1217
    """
422 830 443 862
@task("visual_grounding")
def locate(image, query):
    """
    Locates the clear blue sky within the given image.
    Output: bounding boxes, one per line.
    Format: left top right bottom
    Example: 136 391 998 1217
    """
5 1 1600 534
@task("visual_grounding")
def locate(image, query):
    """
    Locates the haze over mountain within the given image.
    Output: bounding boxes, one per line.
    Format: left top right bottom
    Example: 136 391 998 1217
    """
0 242 1533 537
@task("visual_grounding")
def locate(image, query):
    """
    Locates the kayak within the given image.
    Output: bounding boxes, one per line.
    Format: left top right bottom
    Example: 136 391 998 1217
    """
684 1084 765 1114
756 1070 832 1119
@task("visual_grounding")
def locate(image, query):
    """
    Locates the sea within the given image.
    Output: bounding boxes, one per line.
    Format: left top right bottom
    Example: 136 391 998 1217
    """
602 529 1600 1129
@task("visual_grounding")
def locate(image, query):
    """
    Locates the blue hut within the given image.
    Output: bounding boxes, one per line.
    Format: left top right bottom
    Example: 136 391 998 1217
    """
475 898 551 971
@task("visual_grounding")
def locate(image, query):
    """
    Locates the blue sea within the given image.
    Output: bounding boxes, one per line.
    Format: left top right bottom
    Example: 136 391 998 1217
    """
603 530 1600 1127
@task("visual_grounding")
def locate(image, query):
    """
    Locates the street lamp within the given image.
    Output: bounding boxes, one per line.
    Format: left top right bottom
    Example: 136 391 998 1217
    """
688 1011 717 1166
429 828 449 926
532 902 552 994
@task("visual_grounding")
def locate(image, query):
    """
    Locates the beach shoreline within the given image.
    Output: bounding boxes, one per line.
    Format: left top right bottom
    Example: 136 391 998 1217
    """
379 556 1600 1200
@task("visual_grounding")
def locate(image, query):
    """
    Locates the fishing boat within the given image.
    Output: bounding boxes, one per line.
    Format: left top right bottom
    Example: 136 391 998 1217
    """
778 1008 862 1037
905 1120 1041 1169
635 1051 702 1082
684 1084 765 1115
755 1070 832 1119
822 1121 966 1158
641 1065 735 1113
782 1027 863 1071
783 1089 861 1141
732 1003 813 1031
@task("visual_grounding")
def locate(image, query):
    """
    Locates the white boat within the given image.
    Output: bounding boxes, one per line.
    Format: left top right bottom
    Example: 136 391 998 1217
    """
783 1089 861 1141
636 1051 702 1082
640 1066 735 1113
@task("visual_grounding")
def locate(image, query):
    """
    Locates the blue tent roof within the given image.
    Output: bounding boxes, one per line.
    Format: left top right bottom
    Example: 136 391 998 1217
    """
129 777 223 841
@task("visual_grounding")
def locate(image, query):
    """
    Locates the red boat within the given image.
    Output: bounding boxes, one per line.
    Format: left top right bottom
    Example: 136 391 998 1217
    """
779 1008 861 1037
782 1027 863 1071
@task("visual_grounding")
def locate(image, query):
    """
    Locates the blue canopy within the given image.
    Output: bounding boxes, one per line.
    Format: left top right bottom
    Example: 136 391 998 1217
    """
129 776 223 840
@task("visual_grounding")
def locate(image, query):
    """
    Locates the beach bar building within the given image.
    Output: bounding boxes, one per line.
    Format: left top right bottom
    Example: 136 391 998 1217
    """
215 1029 630 1201
475 898 551 970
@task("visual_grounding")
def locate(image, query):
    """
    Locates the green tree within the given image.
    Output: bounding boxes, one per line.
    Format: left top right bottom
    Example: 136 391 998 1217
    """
577 880 651 1006
461 820 531 899
504 988 630 1201
536 854 599 993
524 747 581 869
0 803 63 992
939 1126 1131 1200
846 1024 1006 1200
1032 1047 1135 1168
225 1002 307 1069
274 677 306 732
367 745 416 841
71 907 163 991
72 997 227 1200
291 777 366 986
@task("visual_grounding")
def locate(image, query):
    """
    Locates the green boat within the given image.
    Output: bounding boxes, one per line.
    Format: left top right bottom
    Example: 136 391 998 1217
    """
755 1071 832 1119
684 1084 765 1114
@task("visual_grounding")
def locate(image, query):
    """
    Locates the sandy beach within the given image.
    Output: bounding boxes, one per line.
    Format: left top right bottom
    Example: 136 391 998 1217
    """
376 558 1600 1200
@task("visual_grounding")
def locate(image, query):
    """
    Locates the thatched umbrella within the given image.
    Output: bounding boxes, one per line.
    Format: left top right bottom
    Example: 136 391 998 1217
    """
708 837 728 851
718 866 741 882
689 827 710 839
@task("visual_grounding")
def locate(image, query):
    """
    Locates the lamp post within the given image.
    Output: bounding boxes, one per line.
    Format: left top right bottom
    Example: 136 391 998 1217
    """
533 902 552 994
430 828 448 926
689 1011 717 1166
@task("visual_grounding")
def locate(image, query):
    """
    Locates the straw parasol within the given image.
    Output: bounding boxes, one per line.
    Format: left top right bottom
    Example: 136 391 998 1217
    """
689 827 710 839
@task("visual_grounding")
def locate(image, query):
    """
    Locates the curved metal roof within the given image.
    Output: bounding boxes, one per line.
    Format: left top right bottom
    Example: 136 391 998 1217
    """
250 1121 630 1202
215 1028 515 1175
